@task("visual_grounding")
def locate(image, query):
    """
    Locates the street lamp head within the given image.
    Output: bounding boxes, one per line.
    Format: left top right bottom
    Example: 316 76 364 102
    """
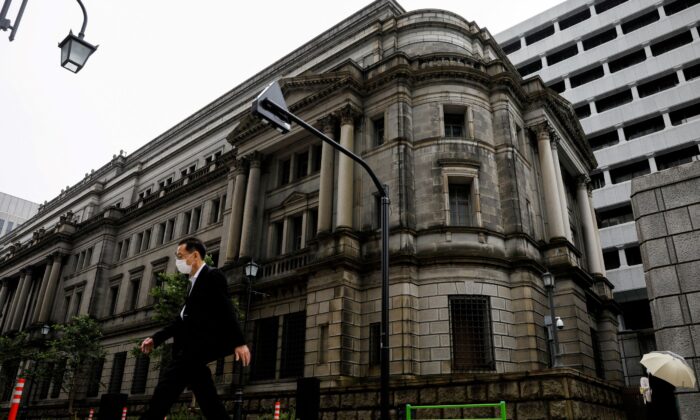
251 81 291 133
244 260 260 279
58 30 97 73
41 324 50 335
542 271 554 289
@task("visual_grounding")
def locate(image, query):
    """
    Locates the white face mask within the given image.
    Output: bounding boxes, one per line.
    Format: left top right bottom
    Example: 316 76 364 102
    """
175 258 192 275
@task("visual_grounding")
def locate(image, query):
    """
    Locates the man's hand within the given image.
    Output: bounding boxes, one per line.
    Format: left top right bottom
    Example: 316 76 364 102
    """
234 345 251 366
140 337 154 354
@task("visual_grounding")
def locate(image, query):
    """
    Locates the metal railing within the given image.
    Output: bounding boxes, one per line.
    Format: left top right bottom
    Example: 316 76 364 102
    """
405 401 507 420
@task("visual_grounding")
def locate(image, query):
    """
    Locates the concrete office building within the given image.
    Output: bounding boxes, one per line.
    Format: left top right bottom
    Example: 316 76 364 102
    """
1 1 627 418
496 0 700 389
0 193 38 239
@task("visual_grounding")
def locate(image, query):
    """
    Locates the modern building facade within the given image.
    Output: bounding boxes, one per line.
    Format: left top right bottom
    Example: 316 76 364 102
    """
1 1 627 418
631 160 700 420
0 192 38 239
495 0 700 389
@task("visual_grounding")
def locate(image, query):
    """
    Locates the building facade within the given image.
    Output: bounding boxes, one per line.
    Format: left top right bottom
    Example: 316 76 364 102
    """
0 192 38 239
631 160 700 420
1 1 626 418
495 0 700 389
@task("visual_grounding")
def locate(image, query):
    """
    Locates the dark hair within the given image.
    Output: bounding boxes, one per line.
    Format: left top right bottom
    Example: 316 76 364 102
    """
179 237 206 260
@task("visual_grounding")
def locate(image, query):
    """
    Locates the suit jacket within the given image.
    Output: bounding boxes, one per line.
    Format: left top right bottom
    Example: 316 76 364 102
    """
152 265 244 363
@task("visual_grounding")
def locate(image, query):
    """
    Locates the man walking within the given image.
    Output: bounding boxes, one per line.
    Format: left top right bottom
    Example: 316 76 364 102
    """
139 237 251 419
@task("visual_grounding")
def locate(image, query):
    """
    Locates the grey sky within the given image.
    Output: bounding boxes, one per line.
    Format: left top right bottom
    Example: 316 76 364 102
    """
0 0 562 204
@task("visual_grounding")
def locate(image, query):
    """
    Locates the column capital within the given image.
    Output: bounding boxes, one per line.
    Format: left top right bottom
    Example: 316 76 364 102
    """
576 175 591 187
232 158 249 175
317 115 337 135
532 121 551 140
243 152 263 169
335 104 361 126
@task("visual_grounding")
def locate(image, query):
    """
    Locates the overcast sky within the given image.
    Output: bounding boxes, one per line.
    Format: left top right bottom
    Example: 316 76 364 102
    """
0 0 562 204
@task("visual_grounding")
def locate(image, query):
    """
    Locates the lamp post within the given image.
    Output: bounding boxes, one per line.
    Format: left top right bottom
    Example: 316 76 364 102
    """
543 272 561 367
251 81 391 420
58 0 98 73
233 260 258 420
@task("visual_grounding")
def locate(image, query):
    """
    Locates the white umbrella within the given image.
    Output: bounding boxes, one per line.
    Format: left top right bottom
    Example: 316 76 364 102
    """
640 351 696 388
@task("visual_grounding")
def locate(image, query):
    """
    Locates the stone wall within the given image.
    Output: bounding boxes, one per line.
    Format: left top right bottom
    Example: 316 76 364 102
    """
631 160 700 420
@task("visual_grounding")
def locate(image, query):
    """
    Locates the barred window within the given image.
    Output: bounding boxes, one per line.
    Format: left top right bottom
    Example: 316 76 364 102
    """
131 353 150 394
369 322 381 366
86 358 105 397
251 317 279 381
280 312 306 378
450 296 494 371
108 352 127 394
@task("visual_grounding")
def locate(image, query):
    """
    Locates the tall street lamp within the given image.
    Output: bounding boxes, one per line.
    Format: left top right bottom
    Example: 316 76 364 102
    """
543 272 562 367
251 80 392 420
233 260 259 420
58 0 97 73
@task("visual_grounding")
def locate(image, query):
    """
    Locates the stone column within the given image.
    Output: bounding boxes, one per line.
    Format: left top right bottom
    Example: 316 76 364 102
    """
0 281 8 321
239 154 262 259
551 137 572 241
317 116 336 234
577 177 604 276
4 273 24 331
336 107 356 230
10 269 33 331
225 159 248 262
37 254 64 323
32 260 54 324
535 124 566 239
587 188 606 277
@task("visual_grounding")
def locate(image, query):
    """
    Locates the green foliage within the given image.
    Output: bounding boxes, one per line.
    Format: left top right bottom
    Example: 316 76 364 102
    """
0 331 30 365
149 271 188 323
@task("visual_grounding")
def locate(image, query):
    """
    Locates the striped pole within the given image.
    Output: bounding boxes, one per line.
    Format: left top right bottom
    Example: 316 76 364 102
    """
88 408 94 419
121 406 128 420
273 401 281 420
8 378 26 420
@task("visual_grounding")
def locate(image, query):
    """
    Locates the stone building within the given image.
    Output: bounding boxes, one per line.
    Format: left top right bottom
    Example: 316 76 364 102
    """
1 1 625 418
631 160 700 420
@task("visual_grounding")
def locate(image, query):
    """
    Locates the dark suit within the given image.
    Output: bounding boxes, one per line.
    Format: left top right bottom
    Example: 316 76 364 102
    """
140 265 244 420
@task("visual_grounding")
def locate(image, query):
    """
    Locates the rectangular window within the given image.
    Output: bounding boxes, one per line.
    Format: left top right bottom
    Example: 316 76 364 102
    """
621 9 660 34
135 233 143 254
638 73 679 98
450 296 494 371
590 173 605 190
127 278 141 311
603 249 621 270
518 59 543 77
595 89 633 113
72 291 83 317
610 160 650 184
665 0 700 16
307 208 318 240
166 218 175 242
595 0 627 14
108 352 127 394
373 116 385 146
84 248 93 269
142 229 152 252
108 286 119 316
86 358 105 397
279 158 291 186
63 295 72 322
122 239 130 260
597 204 634 228
502 39 521 55
312 144 322 173
656 145 700 170
546 44 578 66
525 24 554 45
115 242 123 262
575 104 591 119
296 151 309 179
582 28 617 51
289 215 304 252
191 206 202 232
608 49 646 73
272 221 284 256
280 312 306 379
131 353 150 394
669 102 700 126
157 222 166 245
37 362 53 399
251 317 279 380
50 359 67 398
210 198 221 224
449 183 471 226
444 113 465 138
369 322 381 366
570 65 604 87
625 246 642 266
318 324 328 363
651 31 693 56
558 8 591 30
624 116 665 140
683 62 700 82
182 211 192 236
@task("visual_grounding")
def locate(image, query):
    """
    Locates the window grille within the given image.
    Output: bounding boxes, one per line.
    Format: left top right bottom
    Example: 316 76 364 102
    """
450 296 494 371
280 312 306 378
251 317 279 380
131 353 150 394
